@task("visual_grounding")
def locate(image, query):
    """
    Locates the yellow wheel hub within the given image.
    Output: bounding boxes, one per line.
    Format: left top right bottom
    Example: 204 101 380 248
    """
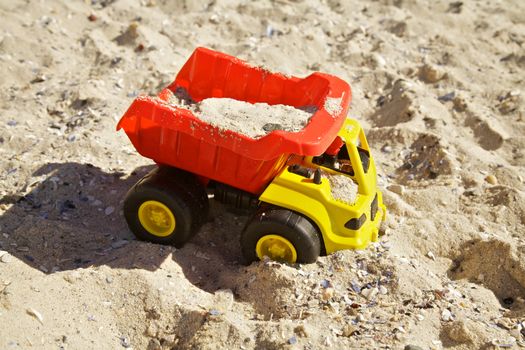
138 200 176 237
256 234 297 263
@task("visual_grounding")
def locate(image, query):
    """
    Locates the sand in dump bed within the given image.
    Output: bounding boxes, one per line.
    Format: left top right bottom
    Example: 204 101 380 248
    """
167 89 315 138
325 173 358 204
323 95 343 117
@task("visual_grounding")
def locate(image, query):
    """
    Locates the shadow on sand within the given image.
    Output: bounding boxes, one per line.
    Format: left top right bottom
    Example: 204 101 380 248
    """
0 162 250 293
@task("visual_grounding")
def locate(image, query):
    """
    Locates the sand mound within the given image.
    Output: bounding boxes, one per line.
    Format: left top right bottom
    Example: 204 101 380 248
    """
465 113 508 151
396 133 453 183
372 80 417 127
440 319 489 348
449 239 525 316
235 262 301 319
367 127 454 185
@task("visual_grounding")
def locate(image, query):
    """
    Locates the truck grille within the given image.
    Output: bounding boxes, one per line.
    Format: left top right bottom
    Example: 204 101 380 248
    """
370 194 378 221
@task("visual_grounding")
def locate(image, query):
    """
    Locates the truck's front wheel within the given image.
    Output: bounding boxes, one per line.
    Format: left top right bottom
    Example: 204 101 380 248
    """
241 207 321 264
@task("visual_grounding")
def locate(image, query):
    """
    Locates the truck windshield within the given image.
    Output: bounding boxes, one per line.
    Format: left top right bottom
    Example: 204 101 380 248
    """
312 143 370 176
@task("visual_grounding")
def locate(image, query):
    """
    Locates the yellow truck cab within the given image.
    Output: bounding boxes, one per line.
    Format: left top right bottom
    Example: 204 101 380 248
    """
255 118 386 261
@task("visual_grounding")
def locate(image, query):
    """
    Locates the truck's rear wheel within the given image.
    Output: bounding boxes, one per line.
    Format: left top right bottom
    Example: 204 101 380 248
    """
124 166 208 247
241 207 321 264
138 200 176 237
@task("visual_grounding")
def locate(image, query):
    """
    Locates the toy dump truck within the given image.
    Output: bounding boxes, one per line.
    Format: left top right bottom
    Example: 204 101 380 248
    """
117 47 386 264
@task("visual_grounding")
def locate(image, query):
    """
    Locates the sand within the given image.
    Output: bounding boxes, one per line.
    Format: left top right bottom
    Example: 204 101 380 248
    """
166 89 314 138
324 95 344 117
0 0 524 349
326 173 359 205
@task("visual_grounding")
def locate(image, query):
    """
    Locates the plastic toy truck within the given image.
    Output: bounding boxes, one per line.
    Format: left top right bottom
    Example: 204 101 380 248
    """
117 47 386 264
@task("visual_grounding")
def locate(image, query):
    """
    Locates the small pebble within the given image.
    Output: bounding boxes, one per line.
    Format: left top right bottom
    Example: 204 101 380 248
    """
163 334 176 346
1 253 12 263
427 251 436 260
321 287 335 301
496 317 513 330
404 345 424 350
263 123 283 132
497 92 521 114
350 281 361 293
396 326 406 334
371 53 386 67
147 339 161 350
120 336 131 348
307 62 321 70
453 96 467 112
324 336 332 346
441 309 452 321
342 324 358 337
294 325 308 337
447 1 463 13
105 206 115 215
209 14 220 24
387 184 404 195
491 337 516 348
438 92 455 102
485 175 498 185
146 323 158 337
361 287 378 300
30 74 46 83
389 21 407 37
381 145 392 153
418 64 446 84
26 308 44 325
111 240 129 249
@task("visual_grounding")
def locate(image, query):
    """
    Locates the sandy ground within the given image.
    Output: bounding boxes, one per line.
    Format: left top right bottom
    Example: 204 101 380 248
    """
0 0 524 349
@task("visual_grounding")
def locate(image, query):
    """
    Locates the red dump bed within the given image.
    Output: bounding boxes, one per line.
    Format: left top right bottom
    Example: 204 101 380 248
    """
117 47 351 194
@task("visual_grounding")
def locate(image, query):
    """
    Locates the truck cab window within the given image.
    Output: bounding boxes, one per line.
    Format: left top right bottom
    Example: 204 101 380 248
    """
313 146 369 175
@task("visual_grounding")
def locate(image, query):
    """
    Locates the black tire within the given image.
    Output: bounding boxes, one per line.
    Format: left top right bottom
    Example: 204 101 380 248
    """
241 206 321 264
152 166 209 227
123 166 208 247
